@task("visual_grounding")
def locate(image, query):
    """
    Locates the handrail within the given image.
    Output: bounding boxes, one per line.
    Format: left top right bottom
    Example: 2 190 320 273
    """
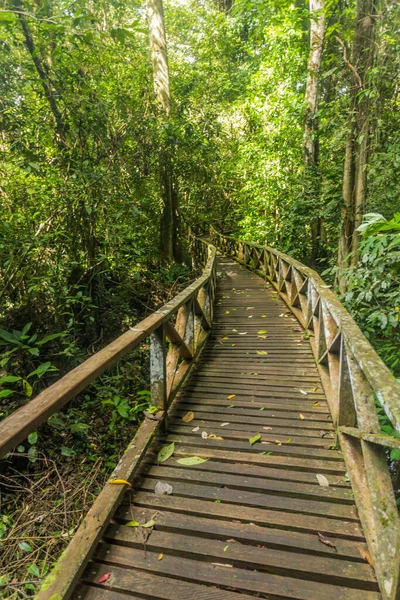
211 227 400 600
0 235 217 460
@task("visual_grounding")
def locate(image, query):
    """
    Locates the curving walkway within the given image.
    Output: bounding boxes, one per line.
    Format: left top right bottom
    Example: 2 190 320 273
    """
74 255 379 600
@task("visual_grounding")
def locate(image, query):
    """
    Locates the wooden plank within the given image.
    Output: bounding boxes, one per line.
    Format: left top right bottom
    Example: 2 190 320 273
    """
179 394 330 411
150 454 348 485
137 478 357 519
144 464 353 502
115 505 365 558
164 433 342 460
169 424 334 447
105 525 375 586
130 491 364 538
36 417 160 600
82 562 257 600
88 546 380 600
170 410 334 431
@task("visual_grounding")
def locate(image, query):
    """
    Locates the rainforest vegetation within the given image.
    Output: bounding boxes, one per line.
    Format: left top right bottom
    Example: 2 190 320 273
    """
0 0 399 595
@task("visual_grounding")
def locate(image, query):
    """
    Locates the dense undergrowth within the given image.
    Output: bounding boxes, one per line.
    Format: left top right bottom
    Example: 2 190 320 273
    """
0 262 193 597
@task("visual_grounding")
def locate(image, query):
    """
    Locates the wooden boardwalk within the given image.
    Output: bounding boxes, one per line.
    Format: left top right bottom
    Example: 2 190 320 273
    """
74 256 379 600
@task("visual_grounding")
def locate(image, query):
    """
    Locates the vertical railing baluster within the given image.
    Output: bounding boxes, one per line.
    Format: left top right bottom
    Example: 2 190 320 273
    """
150 324 167 411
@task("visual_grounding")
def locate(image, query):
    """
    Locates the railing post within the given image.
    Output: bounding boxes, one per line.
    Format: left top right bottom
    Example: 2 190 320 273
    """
150 325 167 411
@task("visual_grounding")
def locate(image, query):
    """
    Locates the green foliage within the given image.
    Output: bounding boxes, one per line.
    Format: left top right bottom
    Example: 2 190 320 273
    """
341 216 400 375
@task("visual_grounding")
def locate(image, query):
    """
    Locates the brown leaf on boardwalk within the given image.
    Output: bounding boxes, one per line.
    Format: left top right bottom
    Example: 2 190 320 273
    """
182 411 194 423
317 532 337 552
275 440 282 446
357 545 373 567
299 414 305 420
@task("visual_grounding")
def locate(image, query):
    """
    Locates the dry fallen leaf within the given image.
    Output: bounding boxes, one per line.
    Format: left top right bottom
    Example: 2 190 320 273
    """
227 394 236 399
256 350 268 355
201 431 208 439
155 481 173 495
98 572 111 583
221 422 230 427
263 426 273 431
299 414 305 420
192 426 200 432
313 386 319 392
299 389 308 395
313 401 319 406
109 479 131 486
317 532 337 552
182 411 195 423
142 519 156 528
158 553 164 561
212 563 233 568
208 433 223 440
275 440 282 446
357 545 373 567
316 474 330 488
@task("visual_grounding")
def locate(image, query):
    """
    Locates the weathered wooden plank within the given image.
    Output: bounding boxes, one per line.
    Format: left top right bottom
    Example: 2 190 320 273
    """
131 491 363 538
106 525 375 586
144 464 353 502
137 478 356 519
116 505 364 558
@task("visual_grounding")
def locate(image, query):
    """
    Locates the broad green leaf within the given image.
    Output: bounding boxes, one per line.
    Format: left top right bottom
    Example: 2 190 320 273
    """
18 541 32 552
27 362 53 379
176 456 209 465
23 381 33 397
0 375 21 383
158 442 175 463
0 329 19 344
37 332 64 346
28 432 38 445
0 389 13 398
249 433 261 446
61 446 75 457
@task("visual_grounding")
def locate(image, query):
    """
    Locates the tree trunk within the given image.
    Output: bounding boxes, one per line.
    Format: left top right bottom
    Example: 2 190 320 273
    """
14 0 66 145
337 0 376 287
303 0 325 265
146 0 182 263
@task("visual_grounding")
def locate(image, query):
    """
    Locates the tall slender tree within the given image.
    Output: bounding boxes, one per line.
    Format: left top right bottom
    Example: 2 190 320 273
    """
146 0 182 263
337 0 376 290
303 0 325 264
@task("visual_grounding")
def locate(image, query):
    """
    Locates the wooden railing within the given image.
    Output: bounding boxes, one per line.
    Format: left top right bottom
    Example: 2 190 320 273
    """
17 234 217 600
0 236 216 461
211 228 400 600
